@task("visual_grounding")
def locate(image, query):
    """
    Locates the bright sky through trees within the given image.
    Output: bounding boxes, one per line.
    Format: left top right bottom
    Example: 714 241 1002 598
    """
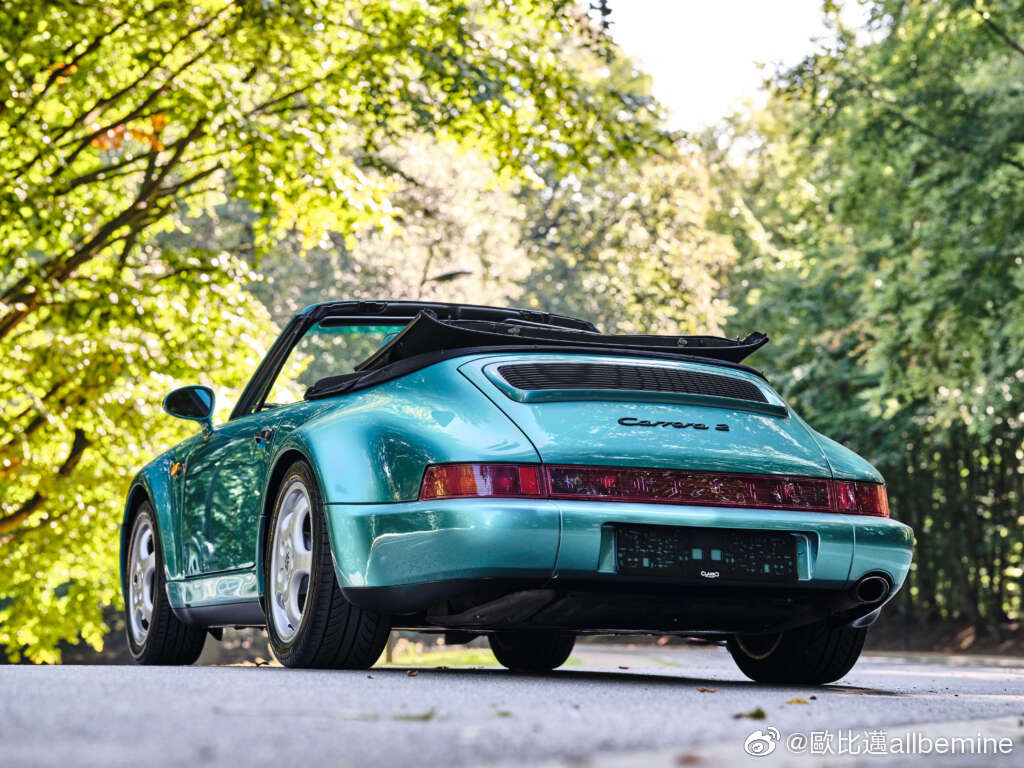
608 0 858 131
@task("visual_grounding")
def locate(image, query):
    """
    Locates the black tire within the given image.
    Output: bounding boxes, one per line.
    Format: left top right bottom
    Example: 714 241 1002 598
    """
489 630 576 672
124 503 206 665
264 460 391 669
727 620 867 685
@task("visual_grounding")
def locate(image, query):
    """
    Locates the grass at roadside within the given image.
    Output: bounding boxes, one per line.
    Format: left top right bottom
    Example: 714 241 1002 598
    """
383 647 502 667
380 644 581 668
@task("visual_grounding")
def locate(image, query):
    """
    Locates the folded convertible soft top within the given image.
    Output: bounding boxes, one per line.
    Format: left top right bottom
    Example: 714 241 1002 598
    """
304 311 768 400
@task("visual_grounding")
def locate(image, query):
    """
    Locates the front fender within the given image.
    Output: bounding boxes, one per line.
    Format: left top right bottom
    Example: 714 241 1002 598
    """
119 451 184 595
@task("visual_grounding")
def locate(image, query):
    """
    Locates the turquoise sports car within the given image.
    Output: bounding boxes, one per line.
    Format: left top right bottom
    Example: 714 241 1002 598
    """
121 300 913 683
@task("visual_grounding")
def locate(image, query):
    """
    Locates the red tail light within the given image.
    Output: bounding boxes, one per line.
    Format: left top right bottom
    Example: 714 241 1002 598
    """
418 463 888 517
419 463 544 500
833 480 889 517
545 466 832 510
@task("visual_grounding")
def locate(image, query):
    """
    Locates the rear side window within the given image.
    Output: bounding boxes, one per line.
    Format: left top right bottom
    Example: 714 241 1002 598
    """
262 322 404 408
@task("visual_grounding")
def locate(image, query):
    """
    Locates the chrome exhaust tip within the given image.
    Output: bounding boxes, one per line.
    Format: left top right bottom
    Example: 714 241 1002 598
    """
854 575 890 604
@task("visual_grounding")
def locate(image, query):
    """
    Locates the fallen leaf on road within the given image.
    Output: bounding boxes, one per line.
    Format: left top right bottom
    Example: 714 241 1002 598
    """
406 670 418 677
786 698 809 704
676 753 702 765
696 687 717 693
618 666 630 670
394 709 435 721
733 707 766 720
495 710 512 718
809 695 817 700
366 674 373 679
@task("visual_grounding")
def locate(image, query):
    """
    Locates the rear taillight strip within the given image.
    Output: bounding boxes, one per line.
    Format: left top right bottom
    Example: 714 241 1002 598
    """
419 463 889 517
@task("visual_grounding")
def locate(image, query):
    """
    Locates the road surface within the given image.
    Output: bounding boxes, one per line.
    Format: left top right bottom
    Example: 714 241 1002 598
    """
2 644 1022 767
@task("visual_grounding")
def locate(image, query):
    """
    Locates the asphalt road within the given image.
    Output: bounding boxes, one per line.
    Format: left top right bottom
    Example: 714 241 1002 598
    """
2 644 1023 767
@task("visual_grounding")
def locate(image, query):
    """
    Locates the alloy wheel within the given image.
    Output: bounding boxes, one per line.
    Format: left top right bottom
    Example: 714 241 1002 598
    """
128 517 157 644
269 477 314 641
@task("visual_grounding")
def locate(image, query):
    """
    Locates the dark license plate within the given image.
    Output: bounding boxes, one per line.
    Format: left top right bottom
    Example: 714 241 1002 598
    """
615 525 797 583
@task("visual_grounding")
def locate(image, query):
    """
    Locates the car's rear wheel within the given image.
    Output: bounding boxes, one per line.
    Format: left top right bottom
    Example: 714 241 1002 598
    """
727 620 867 685
264 459 391 668
489 630 576 672
125 504 207 665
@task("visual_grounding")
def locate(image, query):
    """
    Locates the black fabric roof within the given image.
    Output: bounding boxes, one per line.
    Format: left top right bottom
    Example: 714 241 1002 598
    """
304 311 768 401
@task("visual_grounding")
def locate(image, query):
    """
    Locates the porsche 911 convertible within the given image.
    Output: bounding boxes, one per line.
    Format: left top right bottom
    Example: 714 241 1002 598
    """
121 300 913 682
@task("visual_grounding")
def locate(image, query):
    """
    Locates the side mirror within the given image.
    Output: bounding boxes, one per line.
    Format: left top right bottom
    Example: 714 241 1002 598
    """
163 385 216 435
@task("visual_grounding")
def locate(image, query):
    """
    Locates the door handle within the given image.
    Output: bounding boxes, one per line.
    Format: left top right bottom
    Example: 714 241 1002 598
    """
254 427 274 447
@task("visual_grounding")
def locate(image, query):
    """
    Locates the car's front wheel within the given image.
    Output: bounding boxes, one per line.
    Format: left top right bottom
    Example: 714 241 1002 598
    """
727 620 867 685
264 459 391 668
489 630 576 672
125 503 207 665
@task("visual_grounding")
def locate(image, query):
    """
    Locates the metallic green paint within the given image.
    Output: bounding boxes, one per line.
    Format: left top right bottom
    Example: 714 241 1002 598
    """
325 499 560 587
180 412 268 575
122 349 911 621
850 515 915 582
322 498 913 591
281 361 540 504
165 570 260 607
459 353 834 478
120 436 199 593
800 420 886 483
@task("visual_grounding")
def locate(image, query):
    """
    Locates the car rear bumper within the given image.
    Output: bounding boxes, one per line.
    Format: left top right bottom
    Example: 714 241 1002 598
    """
324 498 913 632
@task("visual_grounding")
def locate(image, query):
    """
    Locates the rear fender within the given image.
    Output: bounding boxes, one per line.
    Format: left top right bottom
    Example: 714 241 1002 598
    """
286 359 541 504
258 359 541 595
254 446 323 597
798 418 885 482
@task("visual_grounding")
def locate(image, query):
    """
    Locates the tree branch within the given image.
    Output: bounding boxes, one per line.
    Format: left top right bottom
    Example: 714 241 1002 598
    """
843 73 1024 174
0 119 207 340
975 5 1024 59
66 3 233 132
0 428 89 537
7 16 133 132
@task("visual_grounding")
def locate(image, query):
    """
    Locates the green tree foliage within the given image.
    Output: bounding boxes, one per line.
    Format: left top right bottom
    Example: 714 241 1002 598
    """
248 56 735 338
711 0 1024 633
248 135 532 322
0 0 669 661
517 148 736 335
251 133 736 337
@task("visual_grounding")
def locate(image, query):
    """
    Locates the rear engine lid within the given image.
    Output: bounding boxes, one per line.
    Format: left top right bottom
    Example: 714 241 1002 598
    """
459 353 832 478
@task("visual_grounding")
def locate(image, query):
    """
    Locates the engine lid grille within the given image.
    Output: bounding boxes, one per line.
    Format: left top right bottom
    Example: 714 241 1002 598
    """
496 362 768 404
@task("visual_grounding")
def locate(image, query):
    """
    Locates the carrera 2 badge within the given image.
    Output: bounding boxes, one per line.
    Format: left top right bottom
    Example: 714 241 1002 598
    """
618 416 730 432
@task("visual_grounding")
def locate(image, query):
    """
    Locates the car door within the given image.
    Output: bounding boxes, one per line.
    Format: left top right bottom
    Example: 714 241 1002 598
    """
180 413 272 575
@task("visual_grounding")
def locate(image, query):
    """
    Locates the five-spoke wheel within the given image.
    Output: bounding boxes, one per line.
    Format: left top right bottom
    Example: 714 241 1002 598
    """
124 503 206 664
263 460 391 668
128 515 157 644
268 478 314 640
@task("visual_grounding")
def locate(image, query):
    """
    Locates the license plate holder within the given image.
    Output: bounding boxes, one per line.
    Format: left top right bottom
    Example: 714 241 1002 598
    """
614 524 798 583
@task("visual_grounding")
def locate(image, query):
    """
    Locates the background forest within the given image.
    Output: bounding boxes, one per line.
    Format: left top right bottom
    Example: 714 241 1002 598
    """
1 0 1021 662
